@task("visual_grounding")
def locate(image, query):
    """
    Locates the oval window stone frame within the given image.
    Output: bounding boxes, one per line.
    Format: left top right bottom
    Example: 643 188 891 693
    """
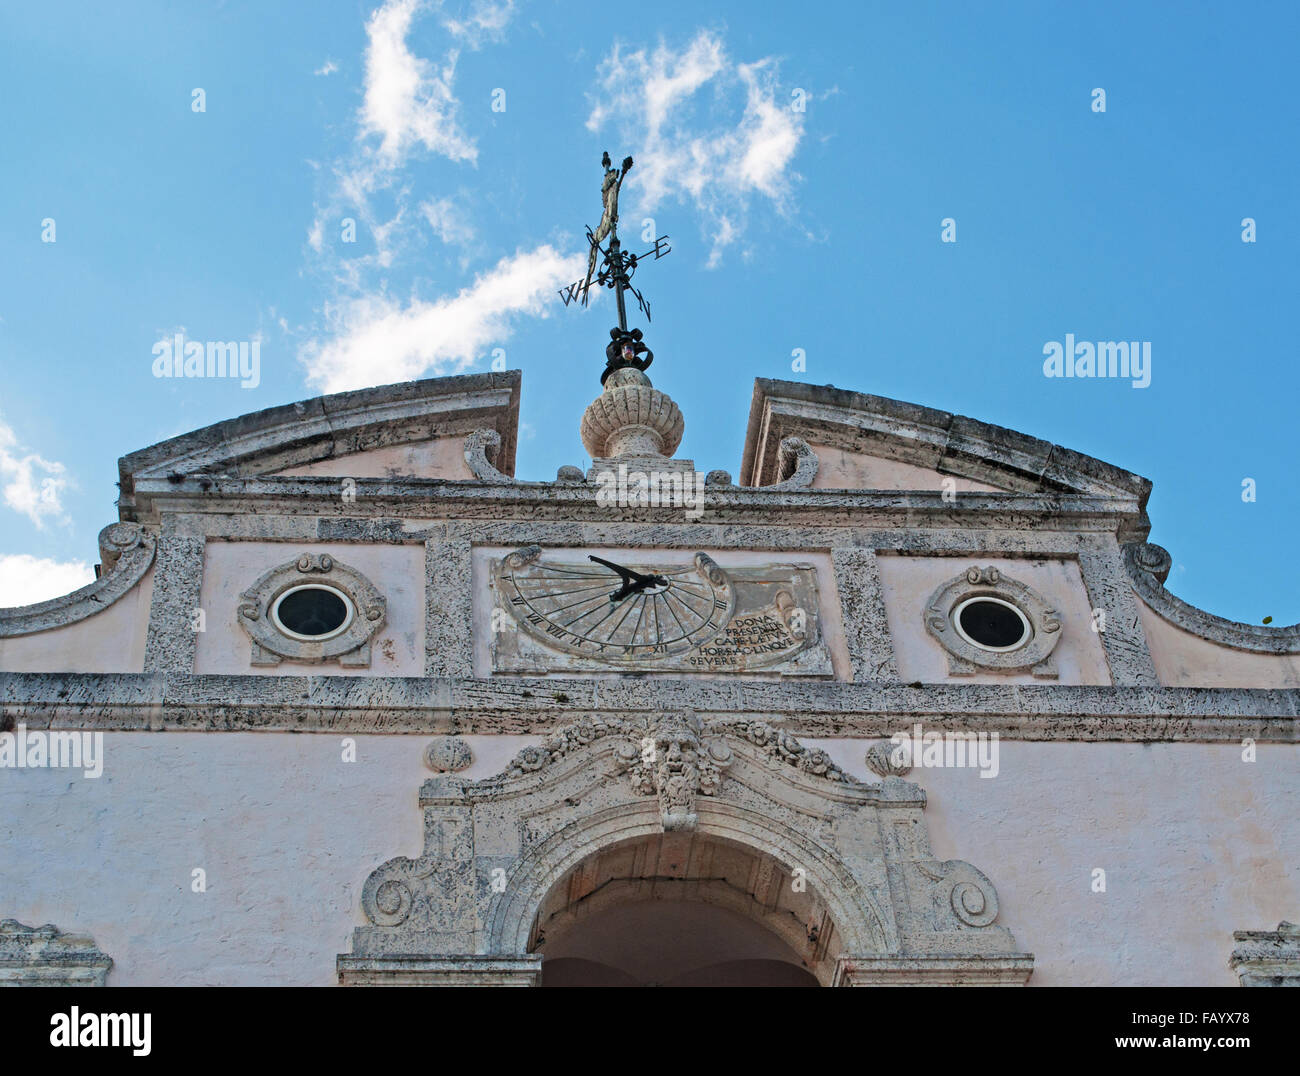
237 553 386 667
923 566 1061 678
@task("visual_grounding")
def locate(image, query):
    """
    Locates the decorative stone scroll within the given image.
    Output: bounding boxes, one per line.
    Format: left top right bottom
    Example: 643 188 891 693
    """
924 566 1062 678
1125 542 1300 653
338 711 1032 987
765 436 819 490
464 428 515 484
0 919 113 986
236 553 386 667
465 428 588 487
0 522 156 637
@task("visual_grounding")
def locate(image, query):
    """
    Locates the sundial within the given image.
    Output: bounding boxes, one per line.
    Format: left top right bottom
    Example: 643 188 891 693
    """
489 546 833 676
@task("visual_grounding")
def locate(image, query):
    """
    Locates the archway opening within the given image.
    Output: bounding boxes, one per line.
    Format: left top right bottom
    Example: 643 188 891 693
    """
529 831 840 986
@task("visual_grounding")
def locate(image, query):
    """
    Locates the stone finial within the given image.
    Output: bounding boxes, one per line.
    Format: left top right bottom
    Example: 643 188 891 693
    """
580 367 684 460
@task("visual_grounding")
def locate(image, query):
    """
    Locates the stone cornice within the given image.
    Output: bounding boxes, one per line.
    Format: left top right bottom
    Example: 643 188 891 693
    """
117 371 521 522
124 474 1144 532
1125 542 1300 654
739 378 1153 541
0 523 156 637
2 673 1296 741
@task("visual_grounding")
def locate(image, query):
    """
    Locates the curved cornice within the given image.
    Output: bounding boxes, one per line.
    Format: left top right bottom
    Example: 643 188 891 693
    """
117 371 521 521
1124 541 1300 654
740 378 1152 539
0 523 156 637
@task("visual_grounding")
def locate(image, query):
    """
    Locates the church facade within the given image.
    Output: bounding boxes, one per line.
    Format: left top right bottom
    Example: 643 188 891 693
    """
1 364 1296 986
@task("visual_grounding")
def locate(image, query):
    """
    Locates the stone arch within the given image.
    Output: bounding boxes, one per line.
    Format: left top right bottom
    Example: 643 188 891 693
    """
486 796 892 966
338 713 1034 986
518 826 868 987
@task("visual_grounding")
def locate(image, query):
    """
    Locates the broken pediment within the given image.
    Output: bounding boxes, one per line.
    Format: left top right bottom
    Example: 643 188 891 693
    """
739 378 1153 508
116 371 520 520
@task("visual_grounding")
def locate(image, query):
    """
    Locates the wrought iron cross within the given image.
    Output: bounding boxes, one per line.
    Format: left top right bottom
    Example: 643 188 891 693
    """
558 151 671 382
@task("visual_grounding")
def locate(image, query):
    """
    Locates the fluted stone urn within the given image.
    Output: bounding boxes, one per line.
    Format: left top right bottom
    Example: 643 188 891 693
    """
580 367 685 460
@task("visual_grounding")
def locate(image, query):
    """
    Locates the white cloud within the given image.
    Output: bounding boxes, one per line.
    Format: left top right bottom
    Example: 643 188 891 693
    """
420 196 477 246
302 244 582 393
315 59 339 76
586 31 806 265
360 0 477 169
301 1 567 392
441 0 515 45
0 420 71 528
0 553 93 608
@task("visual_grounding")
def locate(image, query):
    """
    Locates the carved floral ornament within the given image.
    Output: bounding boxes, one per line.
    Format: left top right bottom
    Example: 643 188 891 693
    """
924 566 1062 678
236 553 386 667
499 711 859 832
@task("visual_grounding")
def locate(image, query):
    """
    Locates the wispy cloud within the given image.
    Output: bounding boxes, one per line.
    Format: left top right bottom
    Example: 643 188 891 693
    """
420 195 477 246
303 244 581 393
314 59 339 76
0 419 71 528
302 0 554 393
0 553 93 608
586 30 806 266
441 0 515 46
360 0 477 170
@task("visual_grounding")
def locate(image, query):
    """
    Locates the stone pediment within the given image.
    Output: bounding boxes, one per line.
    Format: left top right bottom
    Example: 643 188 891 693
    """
116 371 520 520
740 377 1153 508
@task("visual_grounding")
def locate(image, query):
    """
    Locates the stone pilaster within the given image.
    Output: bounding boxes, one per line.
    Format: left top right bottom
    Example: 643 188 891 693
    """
1077 540 1159 686
142 531 205 674
833 546 899 683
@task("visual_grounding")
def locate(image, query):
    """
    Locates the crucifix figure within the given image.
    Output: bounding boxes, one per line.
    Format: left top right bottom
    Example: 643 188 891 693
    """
558 150 672 385
584 152 633 297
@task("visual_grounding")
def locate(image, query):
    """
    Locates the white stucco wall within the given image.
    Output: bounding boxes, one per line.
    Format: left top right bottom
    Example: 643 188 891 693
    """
0 569 154 674
1 733 1292 986
1138 597 1300 689
273 437 474 480
809 444 1001 493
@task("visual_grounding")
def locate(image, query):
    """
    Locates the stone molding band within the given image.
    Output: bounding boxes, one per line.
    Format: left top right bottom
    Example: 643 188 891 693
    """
2 673 1296 742
1229 922 1300 986
0 919 113 986
1124 542 1300 654
0 523 156 638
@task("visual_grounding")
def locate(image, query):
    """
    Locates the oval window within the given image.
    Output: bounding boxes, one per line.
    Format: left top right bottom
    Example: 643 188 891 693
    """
953 596 1031 652
271 584 354 641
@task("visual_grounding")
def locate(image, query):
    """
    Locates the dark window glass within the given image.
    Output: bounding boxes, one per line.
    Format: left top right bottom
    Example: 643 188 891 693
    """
276 587 349 637
958 599 1027 649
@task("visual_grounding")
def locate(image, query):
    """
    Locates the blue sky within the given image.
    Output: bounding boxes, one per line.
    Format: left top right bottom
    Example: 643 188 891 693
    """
0 0 1296 625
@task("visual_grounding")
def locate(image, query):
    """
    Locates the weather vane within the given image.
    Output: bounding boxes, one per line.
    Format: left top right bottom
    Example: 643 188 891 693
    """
558 151 672 384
